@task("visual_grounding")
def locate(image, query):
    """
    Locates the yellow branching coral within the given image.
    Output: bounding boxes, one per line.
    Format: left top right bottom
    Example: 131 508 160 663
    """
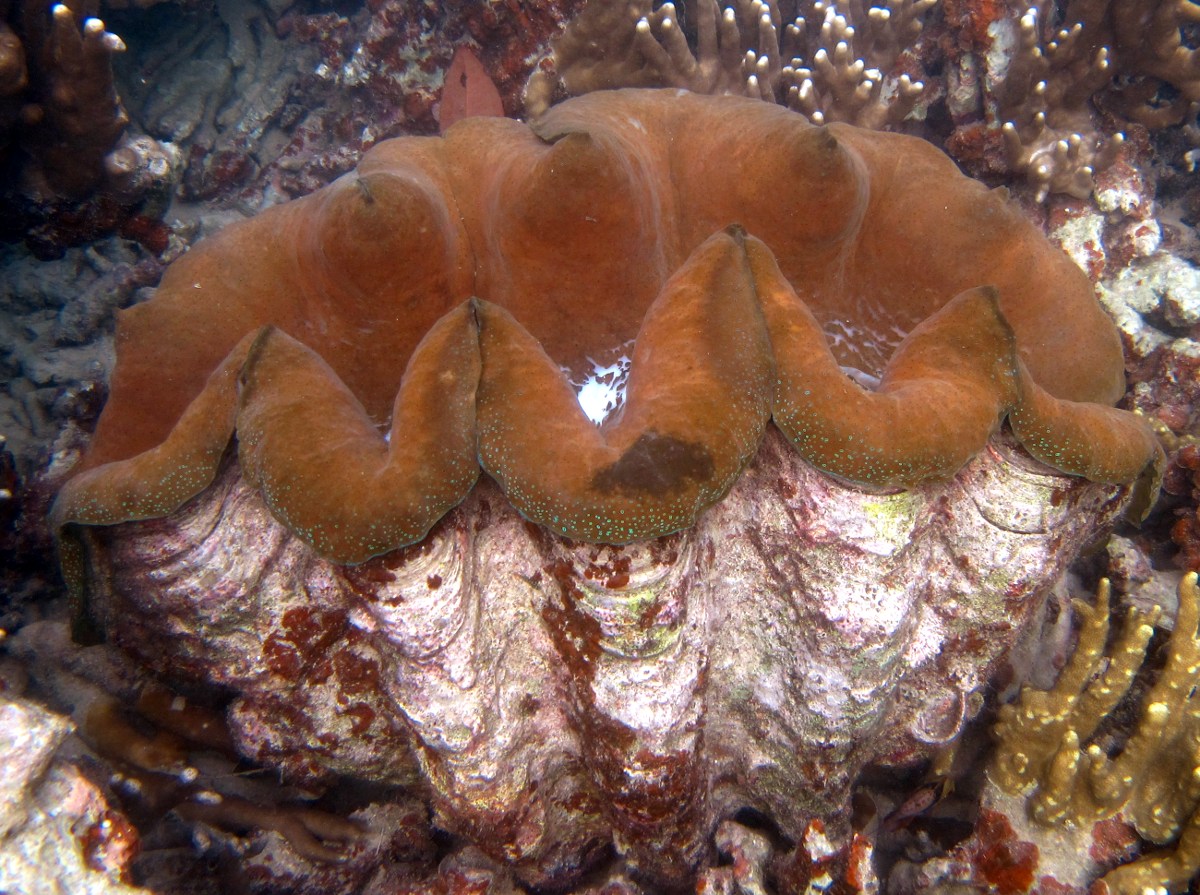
991 573 1200 894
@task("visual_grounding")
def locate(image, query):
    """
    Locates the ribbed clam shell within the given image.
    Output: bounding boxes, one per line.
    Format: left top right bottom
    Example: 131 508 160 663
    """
79 427 1128 887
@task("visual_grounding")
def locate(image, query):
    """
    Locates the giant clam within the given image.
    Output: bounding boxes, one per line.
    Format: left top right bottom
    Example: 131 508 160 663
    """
54 89 1160 887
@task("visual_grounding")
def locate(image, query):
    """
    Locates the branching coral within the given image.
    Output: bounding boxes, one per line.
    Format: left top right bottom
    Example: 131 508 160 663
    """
525 0 775 108
1093 0 1200 129
0 0 182 254
530 0 1200 201
778 0 934 128
991 0 1200 201
0 0 129 196
990 573 1200 893
527 0 937 128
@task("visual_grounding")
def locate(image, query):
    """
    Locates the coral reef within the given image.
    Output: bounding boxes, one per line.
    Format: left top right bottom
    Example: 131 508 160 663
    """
1 0 577 256
0 0 183 257
0 0 129 197
117 0 583 205
40 87 1163 889
910 574 1200 892
528 0 1200 201
0 0 1196 891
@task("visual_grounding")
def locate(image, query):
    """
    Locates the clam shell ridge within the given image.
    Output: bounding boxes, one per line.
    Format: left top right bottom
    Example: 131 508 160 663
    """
53 89 1161 562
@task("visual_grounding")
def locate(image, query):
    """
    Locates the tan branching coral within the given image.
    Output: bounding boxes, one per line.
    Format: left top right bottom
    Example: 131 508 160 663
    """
526 0 779 110
1098 0 1200 129
0 0 129 196
531 0 1200 201
992 0 1200 201
779 0 934 128
526 0 937 127
991 573 1200 893
993 4 1122 202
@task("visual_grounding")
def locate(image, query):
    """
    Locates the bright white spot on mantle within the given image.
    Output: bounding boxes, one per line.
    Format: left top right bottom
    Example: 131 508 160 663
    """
572 353 632 426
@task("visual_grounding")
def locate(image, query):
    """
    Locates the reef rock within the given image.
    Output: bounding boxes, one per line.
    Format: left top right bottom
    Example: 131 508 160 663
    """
0 693 142 894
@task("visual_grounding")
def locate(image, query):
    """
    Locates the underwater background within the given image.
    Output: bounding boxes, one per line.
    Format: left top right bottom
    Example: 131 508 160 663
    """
2 0 1200 892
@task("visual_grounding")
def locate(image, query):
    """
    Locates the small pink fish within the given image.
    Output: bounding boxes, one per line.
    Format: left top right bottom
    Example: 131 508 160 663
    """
438 46 504 134
882 778 949 831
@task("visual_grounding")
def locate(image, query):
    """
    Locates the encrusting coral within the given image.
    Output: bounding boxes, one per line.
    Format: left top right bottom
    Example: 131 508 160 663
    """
52 89 1160 562
527 0 1200 201
990 573 1200 893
